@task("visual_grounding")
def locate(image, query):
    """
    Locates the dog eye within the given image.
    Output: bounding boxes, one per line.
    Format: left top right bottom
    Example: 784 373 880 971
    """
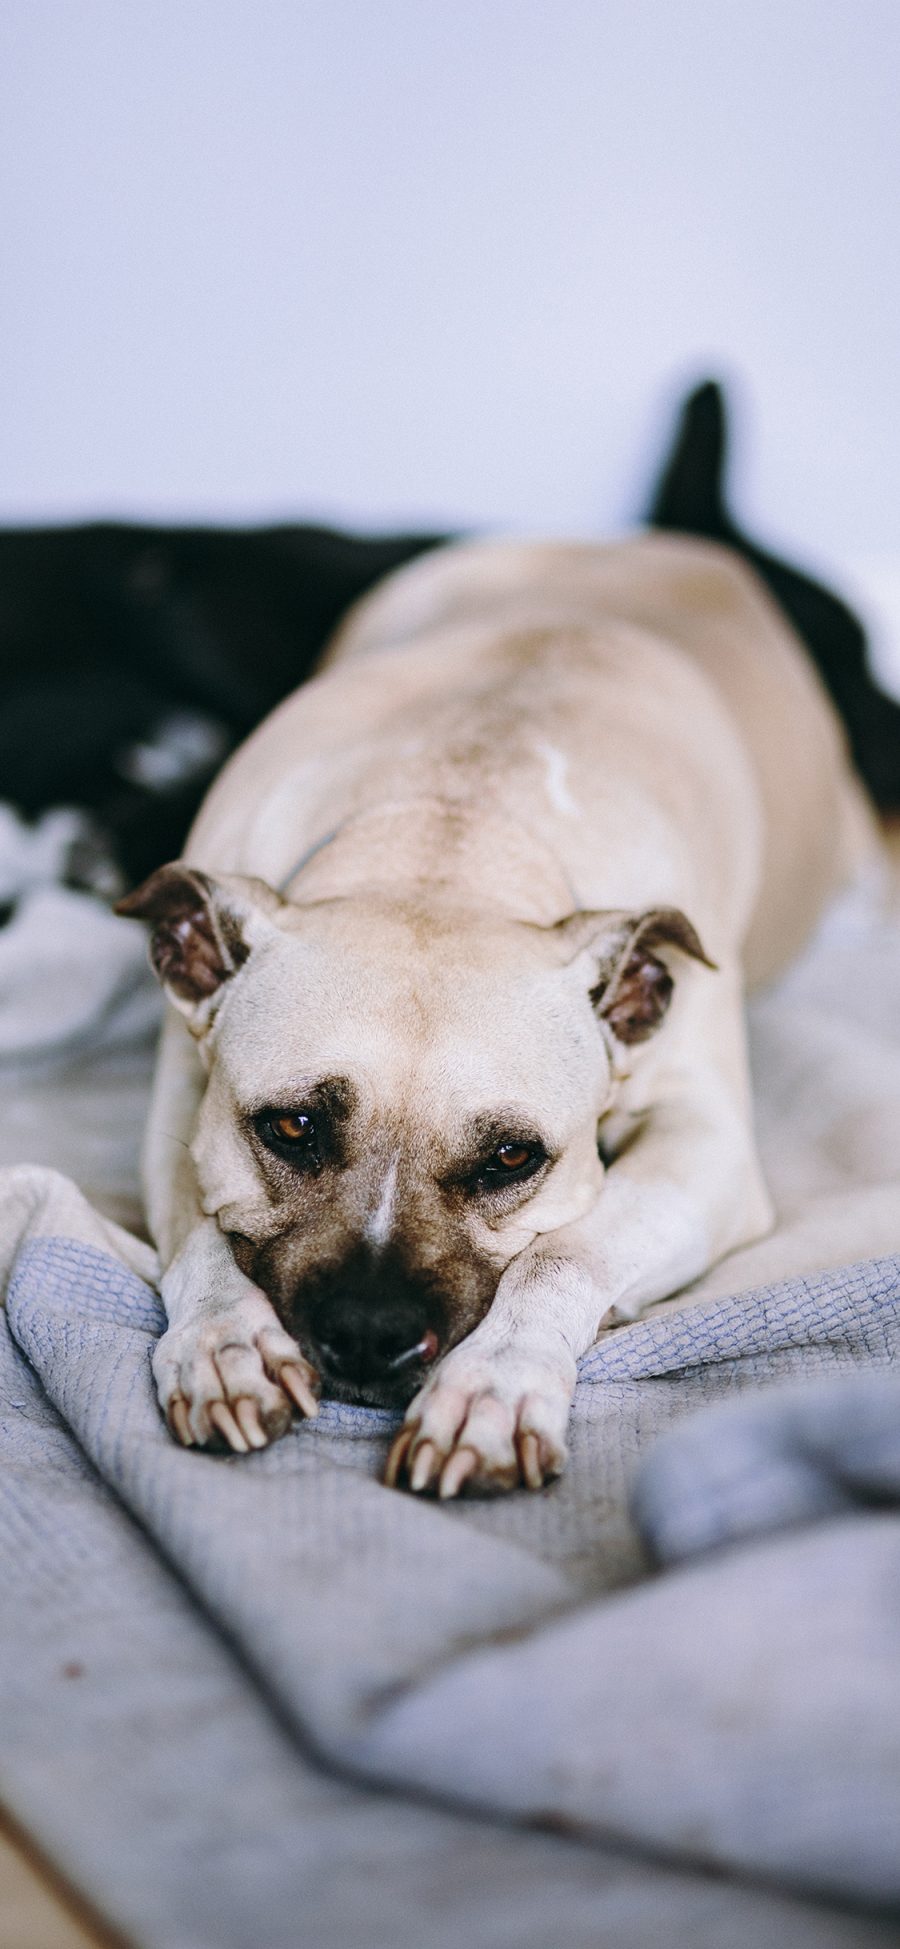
258 1110 319 1160
474 1141 546 1188
272 1112 315 1144
494 1143 533 1170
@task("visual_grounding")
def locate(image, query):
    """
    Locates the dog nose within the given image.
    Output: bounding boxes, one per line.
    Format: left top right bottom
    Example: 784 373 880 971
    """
310 1294 439 1386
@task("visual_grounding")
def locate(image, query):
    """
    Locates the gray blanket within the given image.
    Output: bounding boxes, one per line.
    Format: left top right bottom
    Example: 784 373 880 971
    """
1 1166 899 1948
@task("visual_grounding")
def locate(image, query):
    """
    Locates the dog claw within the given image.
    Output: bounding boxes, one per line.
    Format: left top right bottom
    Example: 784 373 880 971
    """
383 1371 569 1496
384 1424 416 1488
409 1440 439 1493
169 1396 194 1446
438 1447 478 1499
281 1364 319 1419
234 1398 269 1449
518 1431 544 1490
209 1401 250 1453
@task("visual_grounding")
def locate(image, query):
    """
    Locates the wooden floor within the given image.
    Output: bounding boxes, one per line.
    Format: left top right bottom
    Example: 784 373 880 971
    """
0 1814 123 1949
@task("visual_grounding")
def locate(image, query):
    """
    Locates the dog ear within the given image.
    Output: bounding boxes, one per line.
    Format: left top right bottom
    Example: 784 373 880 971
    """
116 863 284 1031
553 906 715 1045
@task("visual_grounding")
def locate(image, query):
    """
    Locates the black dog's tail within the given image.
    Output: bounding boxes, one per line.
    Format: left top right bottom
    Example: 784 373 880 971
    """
646 379 900 809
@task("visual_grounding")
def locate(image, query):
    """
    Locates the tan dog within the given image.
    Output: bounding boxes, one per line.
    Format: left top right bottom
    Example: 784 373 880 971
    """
120 535 873 1497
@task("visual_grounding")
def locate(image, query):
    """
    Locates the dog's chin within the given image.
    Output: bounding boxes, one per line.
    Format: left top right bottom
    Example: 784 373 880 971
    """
316 1367 428 1410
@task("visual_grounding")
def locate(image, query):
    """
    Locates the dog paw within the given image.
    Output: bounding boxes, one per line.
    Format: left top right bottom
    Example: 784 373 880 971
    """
384 1350 572 1498
153 1300 320 1453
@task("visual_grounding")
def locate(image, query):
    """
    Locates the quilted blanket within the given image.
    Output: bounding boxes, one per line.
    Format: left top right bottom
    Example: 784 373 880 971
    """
2 856 900 1946
1 1164 898 1949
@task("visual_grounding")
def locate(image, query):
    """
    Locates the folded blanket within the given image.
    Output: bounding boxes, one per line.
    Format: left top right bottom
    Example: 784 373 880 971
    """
2 1163 898 1947
0 1207 661 1949
634 1368 900 1561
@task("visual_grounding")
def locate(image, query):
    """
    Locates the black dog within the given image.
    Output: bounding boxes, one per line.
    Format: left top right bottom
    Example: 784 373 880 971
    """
0 521 443 886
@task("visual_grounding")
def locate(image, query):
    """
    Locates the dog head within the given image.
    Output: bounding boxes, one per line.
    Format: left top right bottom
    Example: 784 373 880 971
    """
119 865 711 1404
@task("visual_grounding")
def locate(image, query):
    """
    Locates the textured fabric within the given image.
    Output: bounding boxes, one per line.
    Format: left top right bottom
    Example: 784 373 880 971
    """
6 1301 725 1949
2 1165 899 1945
633 1369 900 1561
2 839 900 1943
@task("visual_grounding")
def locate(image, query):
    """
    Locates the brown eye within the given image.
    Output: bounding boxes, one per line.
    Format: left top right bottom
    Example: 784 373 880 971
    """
495 1143 533 1170
271 1112 312 1143
261 1110 318 1155
254 1094 345 1173
471 1139 547 1191
258 1108 321 1169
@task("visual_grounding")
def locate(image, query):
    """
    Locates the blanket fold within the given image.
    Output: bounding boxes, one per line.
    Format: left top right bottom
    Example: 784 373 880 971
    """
3 1165 898 1924
8 1228 714 1949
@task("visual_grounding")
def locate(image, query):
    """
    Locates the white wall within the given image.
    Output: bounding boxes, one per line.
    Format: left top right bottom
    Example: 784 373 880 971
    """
1 1 898 673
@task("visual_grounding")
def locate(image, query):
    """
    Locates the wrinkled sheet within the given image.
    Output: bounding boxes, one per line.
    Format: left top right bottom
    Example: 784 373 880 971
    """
1 1165 899 1949
1 868 900 1946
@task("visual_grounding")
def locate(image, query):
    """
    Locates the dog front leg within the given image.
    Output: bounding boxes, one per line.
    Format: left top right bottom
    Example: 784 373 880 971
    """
144 1015 319 1452
387 1089 771 1498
